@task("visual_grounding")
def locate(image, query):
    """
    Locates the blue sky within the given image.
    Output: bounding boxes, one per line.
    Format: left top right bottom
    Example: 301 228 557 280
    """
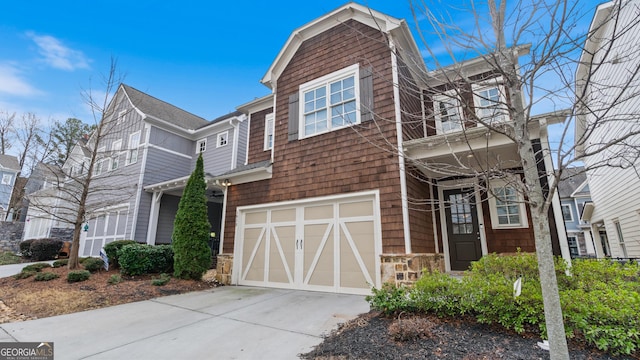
0 0 601 130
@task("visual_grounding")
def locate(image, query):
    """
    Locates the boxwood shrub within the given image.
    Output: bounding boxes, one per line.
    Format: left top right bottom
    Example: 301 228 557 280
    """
19 239 35 258
22 262 52 273
67 270 91 283
29 238 64 261
34 272 60 281
103 240 137 268
118 244 173 276
82 257 105 273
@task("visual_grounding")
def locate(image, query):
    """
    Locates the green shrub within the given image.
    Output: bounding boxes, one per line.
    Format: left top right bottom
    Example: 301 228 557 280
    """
53 259 68 268
107 274 122 285
411 271 467 317
29 238 63 261
172 154 211 280
22 262 52 272
13 270 36 279
151 273 171 286
34 272 60 281
19 240 35 258
67 270 91 282
103 240 137 268
82 257 105 273
366 283 411 315
118 244 173 276
0 251 21 265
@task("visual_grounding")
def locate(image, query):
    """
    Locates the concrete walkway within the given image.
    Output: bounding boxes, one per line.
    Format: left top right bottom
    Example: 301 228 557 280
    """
0 261 55 278
0 286 369 359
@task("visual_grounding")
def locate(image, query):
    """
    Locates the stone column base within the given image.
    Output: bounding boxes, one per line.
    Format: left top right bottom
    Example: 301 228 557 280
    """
215 253 233 285
380 253 445 286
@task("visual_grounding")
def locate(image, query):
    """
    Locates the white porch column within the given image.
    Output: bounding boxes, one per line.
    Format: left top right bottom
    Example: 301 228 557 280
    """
146 191 163 245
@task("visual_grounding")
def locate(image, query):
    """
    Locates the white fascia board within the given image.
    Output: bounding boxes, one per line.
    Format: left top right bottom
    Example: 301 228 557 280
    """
211 164 272 186
143 113 243 141
237 94 274 114
261 3 402 88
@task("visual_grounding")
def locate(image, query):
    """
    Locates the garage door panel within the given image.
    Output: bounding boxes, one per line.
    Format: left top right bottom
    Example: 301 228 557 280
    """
343 221 376 278
272 209 295 222
269 226 295 284
340 201 373 217
340 225 373 289
305 226 334 287
242 228 265 282
305 205 333 220
245 211 267 225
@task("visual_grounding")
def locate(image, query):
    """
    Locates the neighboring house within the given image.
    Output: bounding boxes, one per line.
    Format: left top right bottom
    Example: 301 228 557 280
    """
576 0 640 259
210 3 569 295
71 84 247 257
0 154 20 221
557 167 596 258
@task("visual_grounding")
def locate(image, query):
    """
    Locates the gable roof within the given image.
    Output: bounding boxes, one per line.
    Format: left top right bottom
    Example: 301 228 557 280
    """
261 2 425 89
557 166 587 198
0 154 20 171
121 84 209 130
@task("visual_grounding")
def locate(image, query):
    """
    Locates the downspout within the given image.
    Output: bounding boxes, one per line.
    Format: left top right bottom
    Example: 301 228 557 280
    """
219 184 228 255
429 183 439 253
390 37 412 254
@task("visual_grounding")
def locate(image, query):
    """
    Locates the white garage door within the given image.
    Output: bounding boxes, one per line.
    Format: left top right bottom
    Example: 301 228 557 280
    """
236 193 380 295
82 207 129 256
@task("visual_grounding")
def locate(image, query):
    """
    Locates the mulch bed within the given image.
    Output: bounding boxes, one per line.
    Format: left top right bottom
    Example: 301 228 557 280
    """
301 311 638 360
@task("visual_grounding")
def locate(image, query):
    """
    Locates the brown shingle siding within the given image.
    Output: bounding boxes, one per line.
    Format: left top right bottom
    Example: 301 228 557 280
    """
246 107 274 164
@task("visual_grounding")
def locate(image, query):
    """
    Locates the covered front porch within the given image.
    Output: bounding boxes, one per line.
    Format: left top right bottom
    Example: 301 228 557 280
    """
403 116 570 271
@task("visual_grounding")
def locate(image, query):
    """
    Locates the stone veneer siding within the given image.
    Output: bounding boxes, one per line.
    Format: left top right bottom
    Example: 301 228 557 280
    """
0 222 24 253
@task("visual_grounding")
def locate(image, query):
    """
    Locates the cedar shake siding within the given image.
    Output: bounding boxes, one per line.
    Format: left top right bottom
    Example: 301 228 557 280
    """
247 107 274 164
405 166 436 253
223 20 407 254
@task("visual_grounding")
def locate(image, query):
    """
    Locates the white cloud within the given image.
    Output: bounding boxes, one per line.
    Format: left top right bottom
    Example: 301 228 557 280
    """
0 63 41 96
27 32 91 71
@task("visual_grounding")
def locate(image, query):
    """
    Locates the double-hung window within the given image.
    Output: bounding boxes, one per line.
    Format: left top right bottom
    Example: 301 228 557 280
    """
433 93 463 134
561 204 573 222
300 64 359 138
196 138 207 153
472 78 508 124
127 131 141 165
111 140 122 171
264 113 274 150
217 131 228 148
95 147 106 176
488 178 528 229
613 220 628 257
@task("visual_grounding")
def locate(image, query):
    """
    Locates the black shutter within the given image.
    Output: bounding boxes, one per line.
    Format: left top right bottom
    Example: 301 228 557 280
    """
288 93 299 141
360 66 374 122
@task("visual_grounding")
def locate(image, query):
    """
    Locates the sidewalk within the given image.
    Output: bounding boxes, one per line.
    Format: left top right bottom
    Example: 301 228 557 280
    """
0 261 55 278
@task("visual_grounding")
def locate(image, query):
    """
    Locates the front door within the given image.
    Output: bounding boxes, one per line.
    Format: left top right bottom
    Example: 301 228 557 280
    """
444 188 481 270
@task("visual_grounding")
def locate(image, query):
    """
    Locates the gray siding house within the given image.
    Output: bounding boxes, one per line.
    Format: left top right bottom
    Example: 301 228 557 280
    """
558 167 595 258
0 154 20 221
65 84 247 256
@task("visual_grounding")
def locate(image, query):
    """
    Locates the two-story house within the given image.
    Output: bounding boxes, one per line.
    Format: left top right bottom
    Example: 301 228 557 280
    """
209 3 569 294
0 154 20 221
576 0 640 259
77 84 248 257
557 167 596 258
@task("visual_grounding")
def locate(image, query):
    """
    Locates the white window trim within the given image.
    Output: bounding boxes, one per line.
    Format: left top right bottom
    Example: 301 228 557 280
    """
298 63 360 139
264 113 274 151
111 139 122 171
433 91 464 134
217 131 228 148
487 177 529 229
1 174 12 185
613 219 628 257
196 138 207 154
126 131 141 165
561 204 574 222
472 77 509 125
95 146 106 176
118 110 126 124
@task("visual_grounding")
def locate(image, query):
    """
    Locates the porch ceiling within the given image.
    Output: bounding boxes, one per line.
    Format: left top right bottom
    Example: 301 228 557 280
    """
404 127 521 179
143 174 225 199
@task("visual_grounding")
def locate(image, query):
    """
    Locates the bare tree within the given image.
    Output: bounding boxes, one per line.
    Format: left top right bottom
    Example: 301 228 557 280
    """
26 59 137 269
350 0 640 358
0 110 15 155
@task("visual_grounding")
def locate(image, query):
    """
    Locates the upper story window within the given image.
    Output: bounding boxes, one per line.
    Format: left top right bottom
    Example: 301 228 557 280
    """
111 140 122 171
433 93 463 134
472 78 508 124
488 178 529 229
127 131 141 165
299 64 360 138
95 147 106 176
196 138 207 153
264 113 274 150
117 110 126 124
561 204 573 221
1 174 12 185
217 131 228 148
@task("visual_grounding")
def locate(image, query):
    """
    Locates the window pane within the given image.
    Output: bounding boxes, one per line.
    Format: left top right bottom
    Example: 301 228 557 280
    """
304 91 314 102
304 101 315 113
331 92 341 104
509 215 520 224
343 76 354 88
344 87 355 100
316 87 326 98
498 215 509 224
497 206 507 216
330 81 341 94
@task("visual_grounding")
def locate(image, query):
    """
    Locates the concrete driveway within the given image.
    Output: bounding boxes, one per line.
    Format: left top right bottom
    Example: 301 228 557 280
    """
0 286 369 359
